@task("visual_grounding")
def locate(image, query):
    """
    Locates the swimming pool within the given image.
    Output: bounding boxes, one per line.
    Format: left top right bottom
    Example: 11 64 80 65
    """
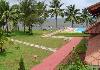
75 28 85 33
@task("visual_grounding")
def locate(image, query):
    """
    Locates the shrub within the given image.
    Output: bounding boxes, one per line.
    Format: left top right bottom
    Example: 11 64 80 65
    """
58 39 89 70
18 56 25 70
74 39 87 54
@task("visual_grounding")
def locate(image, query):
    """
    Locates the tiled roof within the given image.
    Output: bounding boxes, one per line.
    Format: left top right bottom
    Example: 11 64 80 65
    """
87 2 100 15
87 2 100 10
86 22 100 33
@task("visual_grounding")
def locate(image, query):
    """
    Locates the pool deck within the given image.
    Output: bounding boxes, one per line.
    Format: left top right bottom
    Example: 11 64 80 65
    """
31 37 82 70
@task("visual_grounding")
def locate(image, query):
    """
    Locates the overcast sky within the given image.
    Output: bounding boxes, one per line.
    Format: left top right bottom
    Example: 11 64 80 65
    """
7 0 100 9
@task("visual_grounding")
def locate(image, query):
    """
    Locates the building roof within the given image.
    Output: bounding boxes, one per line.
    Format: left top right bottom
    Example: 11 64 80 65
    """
87 2 100 15
86 22 100 33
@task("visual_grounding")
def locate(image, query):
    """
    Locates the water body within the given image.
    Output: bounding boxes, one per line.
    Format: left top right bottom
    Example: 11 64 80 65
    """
18 18 86 30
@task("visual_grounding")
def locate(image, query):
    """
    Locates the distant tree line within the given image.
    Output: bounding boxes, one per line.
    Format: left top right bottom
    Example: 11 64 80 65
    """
0 0 95 34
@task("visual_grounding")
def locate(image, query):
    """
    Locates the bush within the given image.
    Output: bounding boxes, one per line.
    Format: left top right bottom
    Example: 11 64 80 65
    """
58 52 90 70
58 39 89 70
74 39 87 54
18 56 25 70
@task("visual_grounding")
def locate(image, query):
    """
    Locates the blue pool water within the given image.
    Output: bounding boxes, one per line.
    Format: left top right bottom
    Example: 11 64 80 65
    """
75 28 85 33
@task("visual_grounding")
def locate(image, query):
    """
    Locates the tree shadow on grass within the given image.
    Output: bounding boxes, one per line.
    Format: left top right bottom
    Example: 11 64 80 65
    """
0 51 13 57
12 31 42 36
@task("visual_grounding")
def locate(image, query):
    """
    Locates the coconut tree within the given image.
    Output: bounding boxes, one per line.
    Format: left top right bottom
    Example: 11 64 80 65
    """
1 9 20 35
10 4 20 31
0 0 9 35
49 0 64 29
64 5 80 27
35 1 49 29
19 0 36 33
81 8 94 27
0 0 20 33
19 0 28 33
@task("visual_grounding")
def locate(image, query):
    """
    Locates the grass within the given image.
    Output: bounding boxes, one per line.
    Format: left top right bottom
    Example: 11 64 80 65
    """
11 30 65 48
74 39 88 54
0 43 50 70
55 32 90 37
0 30 65 70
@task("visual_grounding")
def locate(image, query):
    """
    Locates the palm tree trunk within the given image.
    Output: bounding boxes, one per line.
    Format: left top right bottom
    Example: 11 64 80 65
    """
6 24 9 35
28 25 30 33
6 15 9 36
55 14 58 29
86 22 88 27
0 47 3 52
30 25 32 34
17 25 19 31
23 24 25 33
2 25 4 30
28 25 32 34
72 21 74 28
86 23 88 27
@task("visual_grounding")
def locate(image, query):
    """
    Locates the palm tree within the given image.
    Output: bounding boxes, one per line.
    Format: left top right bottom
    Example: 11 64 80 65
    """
35 1 49 29
64 5 80 27
49 0 64 29
19 0 35 33
0 0 9 35
10 4 20 31
81 8 94 27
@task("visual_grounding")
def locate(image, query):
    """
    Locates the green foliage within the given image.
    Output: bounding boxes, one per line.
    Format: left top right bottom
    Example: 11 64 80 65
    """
49 0 64 28
59 51 90 70
74 39 87 53
58 39 89 70
64 5 80 27
18 56 25 70
0 29 8 53
35 1 48 26
81 8 94 27
19 0 48 34
0 0 9 28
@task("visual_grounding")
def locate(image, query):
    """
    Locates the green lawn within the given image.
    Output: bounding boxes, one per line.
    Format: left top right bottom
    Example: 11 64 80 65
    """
0 43 50 70
55 32 90 37
11 30 65 48
0 30 65 70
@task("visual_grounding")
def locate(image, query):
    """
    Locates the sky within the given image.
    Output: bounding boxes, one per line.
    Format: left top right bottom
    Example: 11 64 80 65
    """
7 0 100 9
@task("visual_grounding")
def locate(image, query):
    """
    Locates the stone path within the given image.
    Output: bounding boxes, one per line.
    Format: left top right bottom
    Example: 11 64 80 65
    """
42 30 62 37
9 30 70 52
42 30 72 41
10 38 56 52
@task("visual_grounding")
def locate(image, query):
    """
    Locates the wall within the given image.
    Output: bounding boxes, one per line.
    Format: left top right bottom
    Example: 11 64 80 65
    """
86 34 100 56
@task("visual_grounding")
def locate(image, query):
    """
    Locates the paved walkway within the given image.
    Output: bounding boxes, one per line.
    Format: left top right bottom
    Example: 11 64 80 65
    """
31 37 82 70
10 38 56 52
